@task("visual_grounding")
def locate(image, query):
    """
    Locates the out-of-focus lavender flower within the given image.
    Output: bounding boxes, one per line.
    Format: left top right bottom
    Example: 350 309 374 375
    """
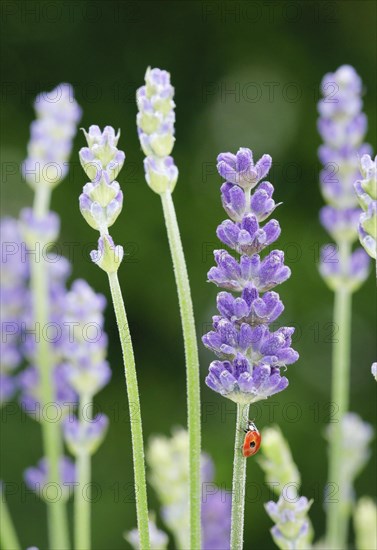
63 414 108 456
265 495 313 550
23 83 81 190
201 489 231 550
125 516 169 550
145 428 231 550
354 154 377 260
319 246 370 293
79 126 125 273
61 280 111 457
61 279 111 397
18 364 77 418
136 67 178 194
257 426 301 496
353 497 377 550
24 456 76 502
203 149 298 404
325 413 373 510
318 65 371 289
0 218 28 404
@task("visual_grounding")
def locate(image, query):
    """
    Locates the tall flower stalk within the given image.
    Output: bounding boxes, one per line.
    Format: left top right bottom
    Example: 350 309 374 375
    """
136 67 201 549
78 126 150 549
203 148 299 549
21 83 81 549
317 65 371 548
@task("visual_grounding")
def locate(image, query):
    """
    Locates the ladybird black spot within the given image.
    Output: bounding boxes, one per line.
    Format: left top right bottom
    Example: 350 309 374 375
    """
250 441 256 448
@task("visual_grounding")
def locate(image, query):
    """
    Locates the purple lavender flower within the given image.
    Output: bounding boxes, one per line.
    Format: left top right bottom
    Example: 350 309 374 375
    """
23 83 81 190
24 456 76 501
318 66 371 288
217 149 272 190
203 149 298 404
0 218 29 404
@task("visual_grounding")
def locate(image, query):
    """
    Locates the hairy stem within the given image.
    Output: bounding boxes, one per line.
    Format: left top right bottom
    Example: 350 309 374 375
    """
326 240 353 549
160 190 201 550
107 271 150 550
230 403 250 550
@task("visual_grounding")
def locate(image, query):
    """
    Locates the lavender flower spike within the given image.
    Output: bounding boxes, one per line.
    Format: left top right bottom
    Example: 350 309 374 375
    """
204 148 298 550
318 65 371 291
79 126 125 273
79 126 151 548
23 83 81 190
318 66 372 549
204 150 298 405
137 67 202 549
137 67 178 193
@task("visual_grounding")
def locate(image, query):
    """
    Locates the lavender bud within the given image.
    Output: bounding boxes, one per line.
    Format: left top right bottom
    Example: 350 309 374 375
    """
90 235 124 274
144 156 178 194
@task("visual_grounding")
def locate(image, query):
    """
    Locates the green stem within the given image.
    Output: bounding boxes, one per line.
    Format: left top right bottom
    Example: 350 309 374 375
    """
107 271 150 550
230 403 250 550
160 191 201 550
74 395 92 550
30 185 70 549
0 485 21 550
326 240 353 549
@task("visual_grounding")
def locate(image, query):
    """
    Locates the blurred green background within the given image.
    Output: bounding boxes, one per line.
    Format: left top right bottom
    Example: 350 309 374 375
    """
1 1 376 548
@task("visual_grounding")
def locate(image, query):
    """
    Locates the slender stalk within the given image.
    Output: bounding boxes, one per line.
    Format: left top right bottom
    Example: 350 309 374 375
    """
74 395 92 550
160 190 201 550
30 185 70 549
230 403 250 550
107 271 150 549
326 240 353 549
0 486 21 550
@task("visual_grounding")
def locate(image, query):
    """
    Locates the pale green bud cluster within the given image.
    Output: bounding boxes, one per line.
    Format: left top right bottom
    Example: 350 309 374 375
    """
325 413 373 513
257 426 301 496
353 497 377 550
354 154 377 259
146 428 190 549
124 515 168 550
137 67 179 194
79 126 125 274
265 495 314 550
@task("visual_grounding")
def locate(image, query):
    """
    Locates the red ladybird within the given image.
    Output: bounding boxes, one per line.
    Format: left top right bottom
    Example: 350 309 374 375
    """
242 420 261 458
